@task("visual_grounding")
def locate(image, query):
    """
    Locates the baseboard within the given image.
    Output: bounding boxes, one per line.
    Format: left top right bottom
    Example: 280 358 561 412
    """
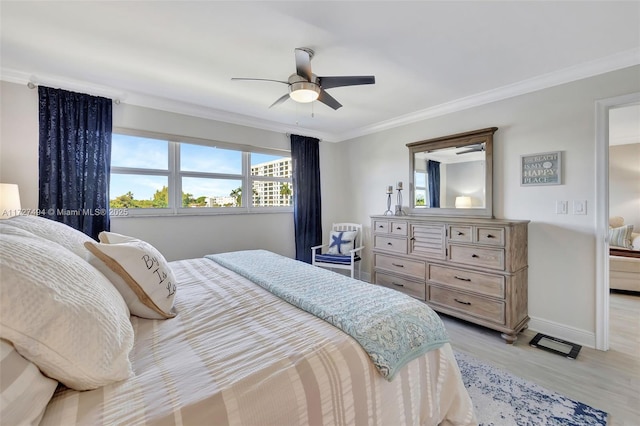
528 316 596 349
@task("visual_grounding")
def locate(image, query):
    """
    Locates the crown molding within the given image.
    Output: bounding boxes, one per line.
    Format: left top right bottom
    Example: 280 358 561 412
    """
610 135 640 146
335 48 640 142
0 68 333 142
3 47 638 144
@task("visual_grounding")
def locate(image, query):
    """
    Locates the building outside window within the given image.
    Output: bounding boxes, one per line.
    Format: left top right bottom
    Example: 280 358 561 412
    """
110 131 293 215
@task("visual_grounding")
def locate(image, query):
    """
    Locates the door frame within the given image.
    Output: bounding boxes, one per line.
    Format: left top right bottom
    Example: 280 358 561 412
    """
594 92 640 351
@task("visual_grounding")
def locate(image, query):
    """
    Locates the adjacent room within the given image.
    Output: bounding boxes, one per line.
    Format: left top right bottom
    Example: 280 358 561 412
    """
1 1 639 425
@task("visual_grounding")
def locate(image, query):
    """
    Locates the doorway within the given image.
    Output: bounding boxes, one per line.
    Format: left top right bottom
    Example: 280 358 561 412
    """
595 92 640 351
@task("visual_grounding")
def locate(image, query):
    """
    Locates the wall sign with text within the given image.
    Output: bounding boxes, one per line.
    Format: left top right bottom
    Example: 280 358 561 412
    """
520 151 562 186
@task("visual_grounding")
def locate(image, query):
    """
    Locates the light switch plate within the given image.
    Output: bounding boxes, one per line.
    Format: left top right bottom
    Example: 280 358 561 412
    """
573 200 587 215
556 200 568 214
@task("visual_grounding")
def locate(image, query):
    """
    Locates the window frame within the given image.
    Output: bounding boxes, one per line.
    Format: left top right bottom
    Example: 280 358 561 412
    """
110 128 293 216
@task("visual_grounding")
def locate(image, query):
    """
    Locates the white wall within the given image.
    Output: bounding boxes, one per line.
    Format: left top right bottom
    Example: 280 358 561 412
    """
609 143 640 229
3 65 639 346
327 65 640 346
0 81 297 260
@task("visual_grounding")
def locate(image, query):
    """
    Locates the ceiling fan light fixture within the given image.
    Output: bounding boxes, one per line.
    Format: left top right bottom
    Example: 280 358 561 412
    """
289 81 320 103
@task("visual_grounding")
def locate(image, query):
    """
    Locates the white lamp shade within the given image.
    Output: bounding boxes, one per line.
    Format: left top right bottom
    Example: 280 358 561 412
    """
0 184 22 219
455 196 472 208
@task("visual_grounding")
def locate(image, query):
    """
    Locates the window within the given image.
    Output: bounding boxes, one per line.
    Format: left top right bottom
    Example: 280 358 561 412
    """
414 169 427 207
110 131 293 215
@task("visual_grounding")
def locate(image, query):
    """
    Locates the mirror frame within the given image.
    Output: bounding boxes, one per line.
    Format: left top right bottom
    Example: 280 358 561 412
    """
407 127 497 218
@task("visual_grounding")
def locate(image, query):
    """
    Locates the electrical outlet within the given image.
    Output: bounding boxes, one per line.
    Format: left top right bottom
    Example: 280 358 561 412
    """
573 200 587 215
556 200 568 214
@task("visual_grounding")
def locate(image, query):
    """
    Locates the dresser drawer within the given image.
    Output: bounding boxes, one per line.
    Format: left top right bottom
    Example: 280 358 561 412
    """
449 225 473 243
429 286 505 324
375 254 425 279
390 221 408 236
449 244 505 270
376 272 426 300
374 235 407 254
373 220 390 233
476 227 505 246
428 264 504 298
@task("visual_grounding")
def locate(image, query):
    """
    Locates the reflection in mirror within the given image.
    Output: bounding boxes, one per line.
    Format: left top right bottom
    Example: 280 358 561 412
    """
413 144 486 209
407 127 497 218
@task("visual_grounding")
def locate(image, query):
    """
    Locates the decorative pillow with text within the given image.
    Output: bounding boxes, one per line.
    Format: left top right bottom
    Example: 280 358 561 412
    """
85 232 177 319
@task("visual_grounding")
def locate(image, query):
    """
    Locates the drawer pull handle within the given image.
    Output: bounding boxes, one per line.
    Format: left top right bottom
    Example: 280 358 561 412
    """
391 263 404 268
410 237 415 241
378 225 384 228
471 254 479 258
387 242 393 246
457 231 464 236
396 226 402 230
392 282 405 287
487 234 495 238
454 298 471 306
454 275 471 282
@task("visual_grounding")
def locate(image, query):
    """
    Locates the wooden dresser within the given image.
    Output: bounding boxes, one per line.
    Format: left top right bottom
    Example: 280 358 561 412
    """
371 215 529 343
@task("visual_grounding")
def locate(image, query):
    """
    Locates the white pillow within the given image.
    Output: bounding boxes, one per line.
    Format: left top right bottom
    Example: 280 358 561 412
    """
4 214 93 258
0 224 134 391
326 230 358 255
0 339 58 426
609 216 624 228
85 232 177 319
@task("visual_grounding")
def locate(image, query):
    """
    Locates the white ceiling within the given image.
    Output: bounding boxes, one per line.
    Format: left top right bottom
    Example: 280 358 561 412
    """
1 1 639 142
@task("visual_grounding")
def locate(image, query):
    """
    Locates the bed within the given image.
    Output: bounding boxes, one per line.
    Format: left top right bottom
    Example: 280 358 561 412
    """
0 215 475 426
608 216 640 292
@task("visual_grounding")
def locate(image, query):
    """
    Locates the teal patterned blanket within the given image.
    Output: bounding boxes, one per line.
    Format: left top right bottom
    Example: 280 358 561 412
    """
206 250 449 381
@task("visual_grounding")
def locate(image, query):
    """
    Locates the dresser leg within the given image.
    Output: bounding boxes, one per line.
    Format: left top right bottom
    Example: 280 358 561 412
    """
501 332 517 344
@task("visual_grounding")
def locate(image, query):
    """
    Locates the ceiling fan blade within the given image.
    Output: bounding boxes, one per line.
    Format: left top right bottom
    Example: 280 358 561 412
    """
456 145 484 155
317 75 375 89
317 89 342 110
231 77 289 85
294 48 313 81
269 93 290 109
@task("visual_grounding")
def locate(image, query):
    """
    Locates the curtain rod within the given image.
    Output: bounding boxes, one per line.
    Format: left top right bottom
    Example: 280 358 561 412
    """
27 81 121 104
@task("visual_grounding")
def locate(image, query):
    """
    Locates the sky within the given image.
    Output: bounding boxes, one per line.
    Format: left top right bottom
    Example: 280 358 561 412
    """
110 134 288 201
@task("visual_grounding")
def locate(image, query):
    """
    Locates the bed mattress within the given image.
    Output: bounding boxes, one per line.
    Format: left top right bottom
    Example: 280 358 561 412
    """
40 257 475 425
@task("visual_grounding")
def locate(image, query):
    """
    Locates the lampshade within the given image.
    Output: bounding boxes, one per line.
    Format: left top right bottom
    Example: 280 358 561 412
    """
0 183 21 219
455 196 472 208
289 81 320 103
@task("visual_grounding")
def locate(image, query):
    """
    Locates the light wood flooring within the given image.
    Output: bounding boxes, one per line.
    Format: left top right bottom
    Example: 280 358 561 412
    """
443 292 640 426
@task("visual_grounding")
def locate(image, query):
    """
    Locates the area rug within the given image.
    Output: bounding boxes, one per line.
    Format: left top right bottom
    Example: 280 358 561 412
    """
455 351 608 425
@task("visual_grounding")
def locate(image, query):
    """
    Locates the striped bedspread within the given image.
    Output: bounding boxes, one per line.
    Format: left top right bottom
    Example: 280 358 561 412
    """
40 257 475 426
207 249 449 380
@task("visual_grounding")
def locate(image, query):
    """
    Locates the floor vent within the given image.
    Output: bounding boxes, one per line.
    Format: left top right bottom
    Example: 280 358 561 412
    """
529 333 582 359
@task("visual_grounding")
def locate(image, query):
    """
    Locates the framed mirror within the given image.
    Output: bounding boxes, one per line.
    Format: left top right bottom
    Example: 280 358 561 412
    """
407 127 497 218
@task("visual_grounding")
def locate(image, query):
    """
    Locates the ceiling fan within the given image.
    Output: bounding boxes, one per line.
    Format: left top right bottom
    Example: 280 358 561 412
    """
231 47 375 110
